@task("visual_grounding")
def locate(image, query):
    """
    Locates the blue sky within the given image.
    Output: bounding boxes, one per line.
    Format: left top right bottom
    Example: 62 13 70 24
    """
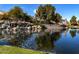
0 4 79 21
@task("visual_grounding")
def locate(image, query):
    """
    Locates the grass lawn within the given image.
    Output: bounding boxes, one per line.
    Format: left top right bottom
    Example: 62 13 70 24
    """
0 46 45 54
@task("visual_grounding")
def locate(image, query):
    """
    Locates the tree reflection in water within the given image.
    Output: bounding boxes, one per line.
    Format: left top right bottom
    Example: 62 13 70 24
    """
51 32 61 41
0 29 65 52
70 29 76 38
8 31 32 47
35 31 61 52
36 32 53 51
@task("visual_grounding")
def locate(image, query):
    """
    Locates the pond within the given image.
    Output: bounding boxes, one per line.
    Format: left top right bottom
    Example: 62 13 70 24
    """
0 28 79 54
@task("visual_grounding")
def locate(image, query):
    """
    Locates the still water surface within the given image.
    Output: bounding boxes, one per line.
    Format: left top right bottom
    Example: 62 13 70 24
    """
0 29 79 54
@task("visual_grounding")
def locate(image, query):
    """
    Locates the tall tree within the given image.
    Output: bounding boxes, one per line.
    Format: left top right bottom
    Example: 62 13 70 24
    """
70 16 77 25
8 6 25 21
36 5 45 19
44 4 56 22
55 13 62 23
35 4 56 23
8 6 32 22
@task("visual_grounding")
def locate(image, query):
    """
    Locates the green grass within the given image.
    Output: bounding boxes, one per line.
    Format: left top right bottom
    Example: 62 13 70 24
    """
0 46 45 54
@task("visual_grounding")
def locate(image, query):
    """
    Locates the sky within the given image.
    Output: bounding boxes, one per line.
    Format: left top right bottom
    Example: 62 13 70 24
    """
0 4 79 21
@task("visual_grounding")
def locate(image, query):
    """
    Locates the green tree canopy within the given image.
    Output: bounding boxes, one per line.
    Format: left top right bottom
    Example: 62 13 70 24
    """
55 13 62 23
70 16 77 25
8 6 24 20
35 4 57 24
7 6 32 22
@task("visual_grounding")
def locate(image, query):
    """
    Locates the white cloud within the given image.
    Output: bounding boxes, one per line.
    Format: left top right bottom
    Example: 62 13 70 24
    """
33 9 36 13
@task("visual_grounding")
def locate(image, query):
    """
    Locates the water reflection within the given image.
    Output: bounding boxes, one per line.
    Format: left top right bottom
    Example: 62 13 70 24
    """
51 32 61 41
23 31 64 52
9 31 32 47
35 32 53 52
0 28 79 53
70 29 76 38
0 29 64 52
54 29 79 54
